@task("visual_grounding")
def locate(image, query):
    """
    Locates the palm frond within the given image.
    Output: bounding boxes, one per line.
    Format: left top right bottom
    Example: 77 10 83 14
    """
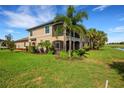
77 24 87 34
54 15 66 22
54 25 64 38
74 11 88 23
71 24 86 39
67 5 75 18
54 15 72 26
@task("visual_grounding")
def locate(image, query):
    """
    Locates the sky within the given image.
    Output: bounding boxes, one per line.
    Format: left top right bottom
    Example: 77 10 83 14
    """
0 5 124 43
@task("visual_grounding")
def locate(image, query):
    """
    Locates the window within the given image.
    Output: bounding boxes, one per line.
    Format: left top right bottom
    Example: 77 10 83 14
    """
30 31 32 36
45 25 50 34
55 42 60 49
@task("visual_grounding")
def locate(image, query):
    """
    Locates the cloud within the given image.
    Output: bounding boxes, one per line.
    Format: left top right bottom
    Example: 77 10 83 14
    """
0 29 21 40
17 5 32 14
34 6 57 23
5 29 20 34
108 26 124 32
119 17 124 21
3 10 39 28
0 6 58 28
93 5 111 11
5 29 14 33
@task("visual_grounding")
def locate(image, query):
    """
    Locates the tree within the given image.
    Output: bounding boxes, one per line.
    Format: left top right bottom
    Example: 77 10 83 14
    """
87 28 107 50
96 31 108 49
38 40 52 53
4 34 15 51
43 40 52 53
87 28 96 49
37 40 44 53
54 5 88 57
54 14 73 57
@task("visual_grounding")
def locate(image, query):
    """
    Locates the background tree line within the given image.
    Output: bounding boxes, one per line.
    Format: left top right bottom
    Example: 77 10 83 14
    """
108 42 124 45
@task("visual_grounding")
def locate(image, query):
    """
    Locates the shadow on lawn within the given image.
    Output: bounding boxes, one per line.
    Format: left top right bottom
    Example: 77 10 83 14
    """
109 61 124 80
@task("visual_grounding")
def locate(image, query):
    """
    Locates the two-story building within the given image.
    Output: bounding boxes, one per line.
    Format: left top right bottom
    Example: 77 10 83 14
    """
15 21 84 51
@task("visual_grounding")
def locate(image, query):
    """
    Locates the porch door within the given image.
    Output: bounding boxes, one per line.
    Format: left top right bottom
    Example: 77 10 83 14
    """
55 42 61 51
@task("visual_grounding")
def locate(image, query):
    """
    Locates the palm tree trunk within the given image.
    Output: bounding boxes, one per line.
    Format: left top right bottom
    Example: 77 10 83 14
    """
91 40 93 49
89 39 92 49
69 31 72 57
63 30 66 51
80 37 83 49
80 39 82 49
73 41 75 50
73 32 75 50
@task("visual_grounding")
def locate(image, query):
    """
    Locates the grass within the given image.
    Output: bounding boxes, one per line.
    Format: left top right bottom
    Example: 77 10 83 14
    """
0 46 124 88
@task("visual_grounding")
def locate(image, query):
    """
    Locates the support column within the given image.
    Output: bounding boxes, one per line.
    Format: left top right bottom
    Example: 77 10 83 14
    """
73 32 75 50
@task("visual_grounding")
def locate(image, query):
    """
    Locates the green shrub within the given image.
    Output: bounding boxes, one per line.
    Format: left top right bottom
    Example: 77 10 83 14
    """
9 41 16 51
28 45 31 53
47 50 54 55
83 44 90 51
59 50 68 59
71 50 79 58
49 46 56 54
72 49 86 57
28 46 36 53
26 46 28 52
78 49 86 56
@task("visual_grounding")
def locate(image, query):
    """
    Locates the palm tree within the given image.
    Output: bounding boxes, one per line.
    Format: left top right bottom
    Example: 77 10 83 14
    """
43 40 52 53
87 28 96 49
54 5 88 57
38 40 44 53
38 40 44 48
54 15 72 57
38 40 52 53
96 31 108 49
87 28 108 50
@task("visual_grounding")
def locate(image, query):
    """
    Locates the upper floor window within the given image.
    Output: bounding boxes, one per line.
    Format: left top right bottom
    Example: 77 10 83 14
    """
30 31 32 36
53 24 63 36
45 25 50 34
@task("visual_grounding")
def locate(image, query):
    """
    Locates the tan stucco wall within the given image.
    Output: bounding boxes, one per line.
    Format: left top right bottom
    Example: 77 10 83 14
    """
15 41 28 49
29 25 64 46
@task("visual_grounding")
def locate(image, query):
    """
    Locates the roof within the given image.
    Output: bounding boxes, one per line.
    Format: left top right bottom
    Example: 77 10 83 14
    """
27 20 54 31
15 37 28 42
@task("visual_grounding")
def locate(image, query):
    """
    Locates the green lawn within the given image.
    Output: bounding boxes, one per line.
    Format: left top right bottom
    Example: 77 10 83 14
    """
0 46 124 88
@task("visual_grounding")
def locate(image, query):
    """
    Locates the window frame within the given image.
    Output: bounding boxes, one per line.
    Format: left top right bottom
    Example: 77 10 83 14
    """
30 31 32 36
55 41 61 50
45 25 50 34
